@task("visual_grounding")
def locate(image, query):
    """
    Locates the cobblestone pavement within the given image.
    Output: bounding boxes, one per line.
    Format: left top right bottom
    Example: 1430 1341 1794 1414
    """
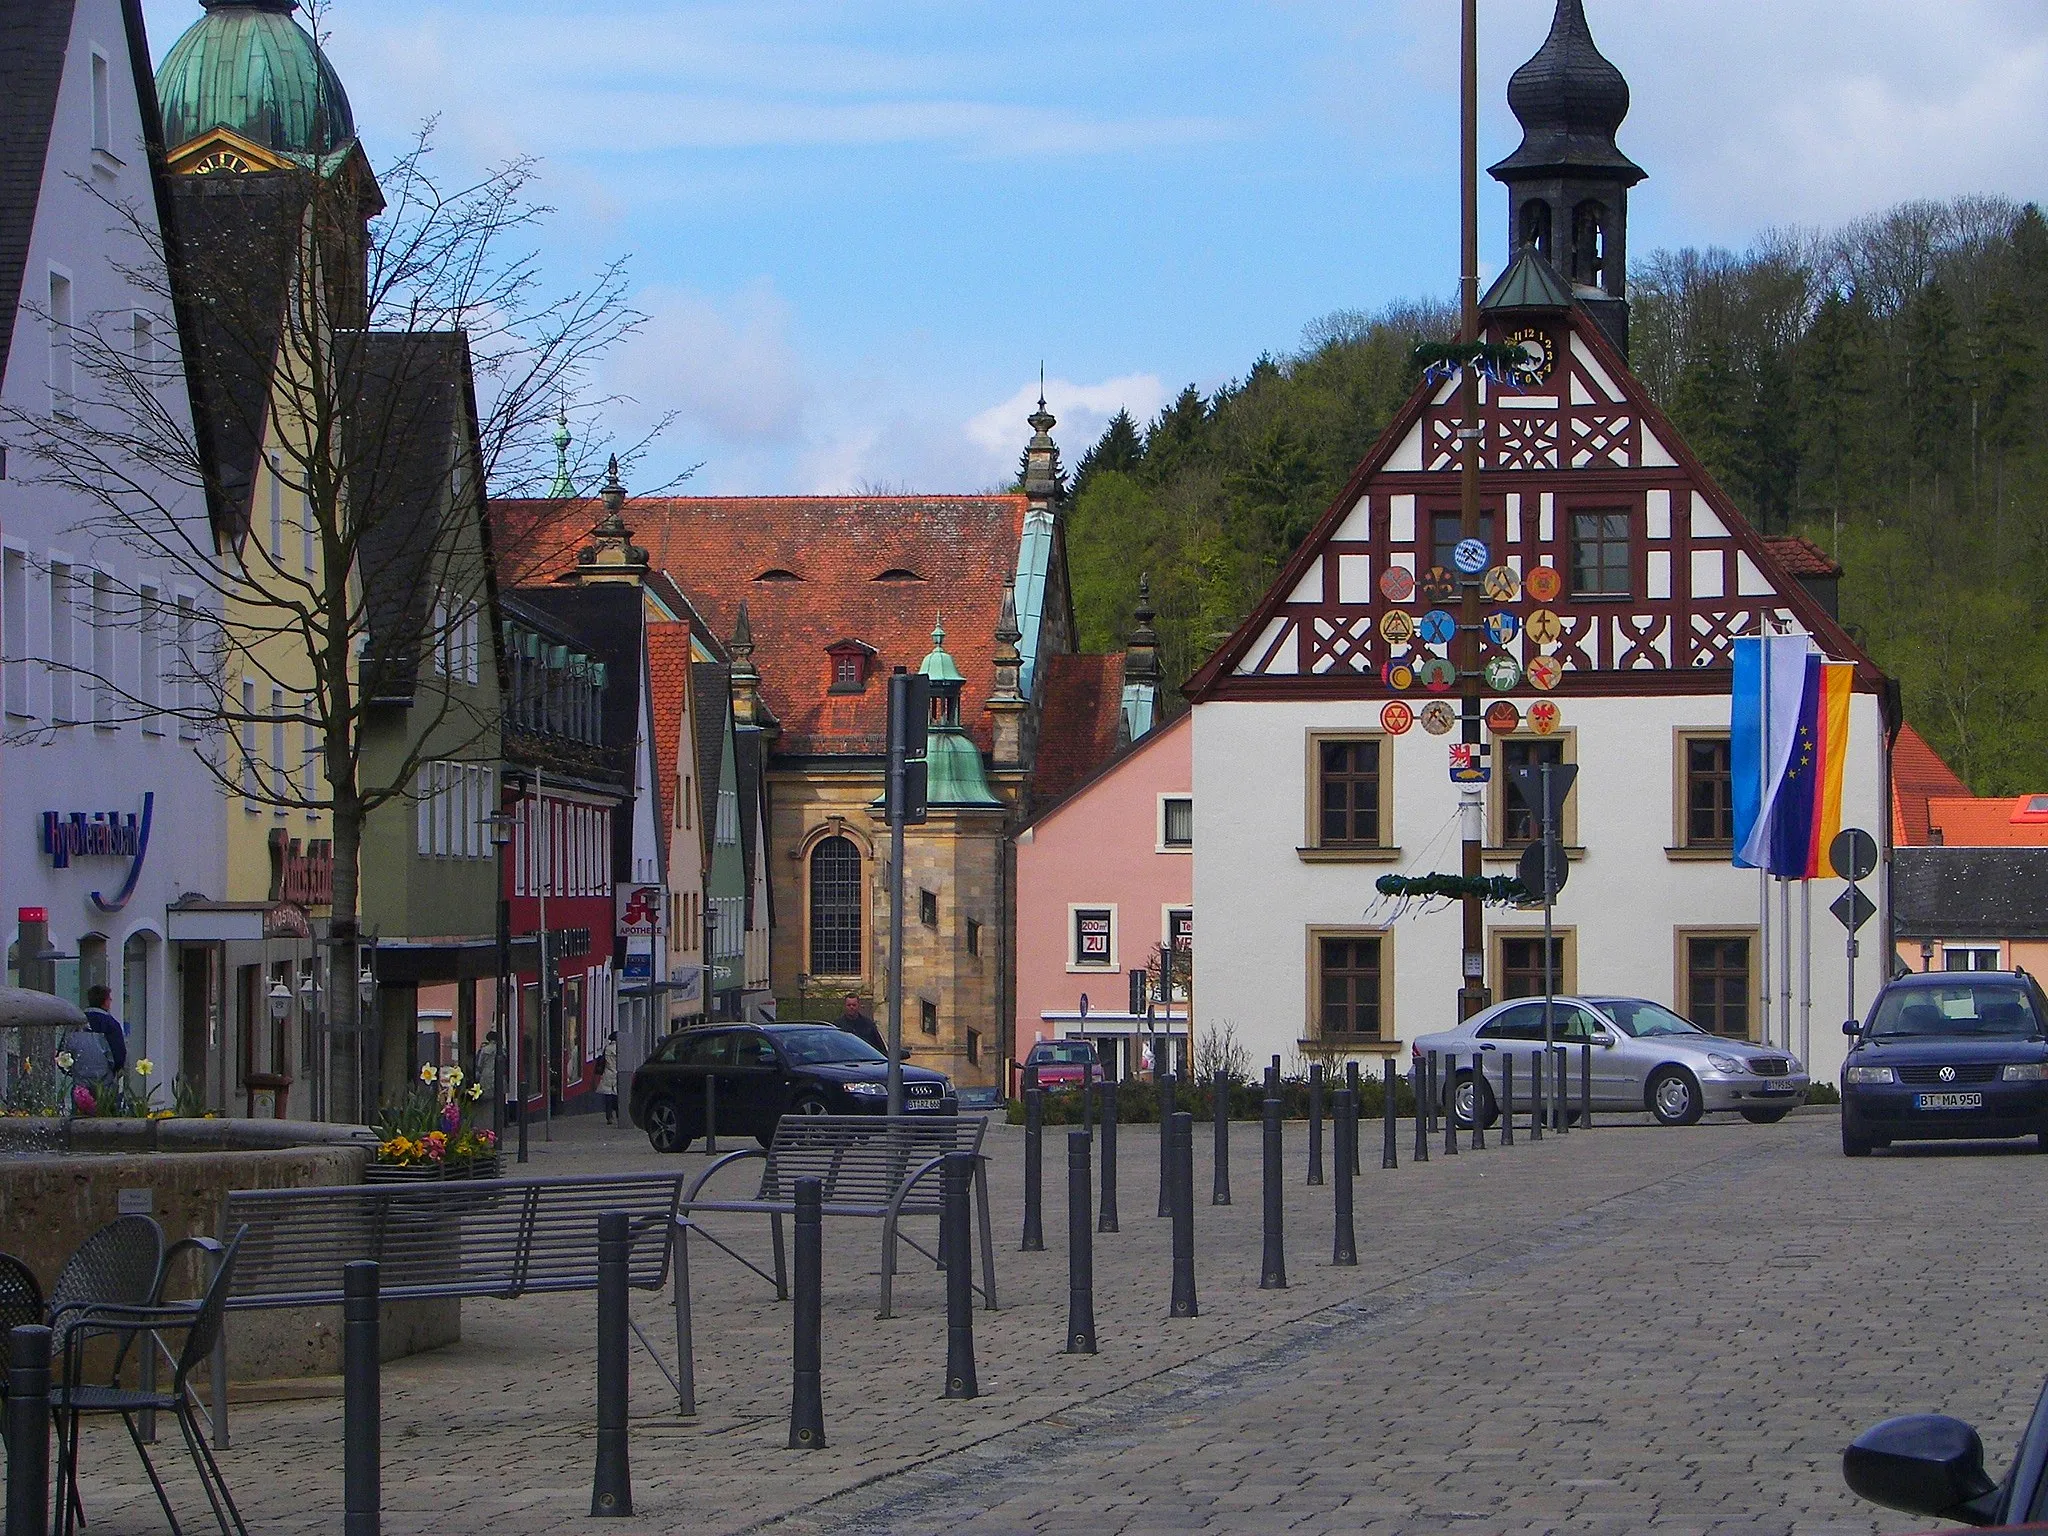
56 1106 2048 1534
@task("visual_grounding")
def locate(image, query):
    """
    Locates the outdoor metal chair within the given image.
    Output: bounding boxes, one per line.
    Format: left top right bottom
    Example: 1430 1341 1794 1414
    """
0 1251 45 1429
49 1214 165 1343
52 1227 248 1536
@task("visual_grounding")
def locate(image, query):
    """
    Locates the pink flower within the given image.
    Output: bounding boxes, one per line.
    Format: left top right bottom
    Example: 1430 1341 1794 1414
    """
424 1130 448 1162
72 1085 96 1114
441 1102 460 1133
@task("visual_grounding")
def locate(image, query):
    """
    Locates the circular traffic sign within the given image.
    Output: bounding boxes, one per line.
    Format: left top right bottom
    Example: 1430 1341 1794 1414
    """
1485 700 1522 735
1526 565 1563 603
1419 700 1457 736
1524 654 1564 691
1380 701 1415 736
1483 565 1521 603
1829 828 1879 883
1418 609 1458 647
1420 567 1458 604
1482 610 1521 647
1528 699 1561 736
1379 609 1416 645
1517 838 1570 901
1524 608 1563 647
1380 658 1415 691
1419 657 1456 693
1483 655 1523 691
1453 538 1490 575
1379 565 1416 603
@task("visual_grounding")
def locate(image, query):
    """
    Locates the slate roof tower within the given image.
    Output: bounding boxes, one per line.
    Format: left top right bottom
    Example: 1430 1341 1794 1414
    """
1488 0 1644 354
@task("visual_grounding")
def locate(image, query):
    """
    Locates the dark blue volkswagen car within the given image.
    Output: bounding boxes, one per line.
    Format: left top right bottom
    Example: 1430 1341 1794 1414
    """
1840 971 2048 1156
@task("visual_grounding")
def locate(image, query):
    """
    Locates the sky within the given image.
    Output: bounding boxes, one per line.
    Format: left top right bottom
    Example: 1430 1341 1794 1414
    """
144 1 2048 496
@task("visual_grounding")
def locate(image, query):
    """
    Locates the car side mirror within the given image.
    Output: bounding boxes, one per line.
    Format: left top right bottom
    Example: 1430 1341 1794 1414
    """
1843 1020 1861 1038
1843 1415 2000 1524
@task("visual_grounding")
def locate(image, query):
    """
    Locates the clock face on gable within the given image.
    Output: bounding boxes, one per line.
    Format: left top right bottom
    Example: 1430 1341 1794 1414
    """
192 150 252 175
1503 325 1556 385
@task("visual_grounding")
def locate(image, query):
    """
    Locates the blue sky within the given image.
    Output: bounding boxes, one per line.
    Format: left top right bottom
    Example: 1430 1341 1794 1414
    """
145 1 2048 495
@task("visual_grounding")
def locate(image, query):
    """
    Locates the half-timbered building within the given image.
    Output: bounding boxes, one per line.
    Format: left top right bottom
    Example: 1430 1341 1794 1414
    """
1186 0 1896 1088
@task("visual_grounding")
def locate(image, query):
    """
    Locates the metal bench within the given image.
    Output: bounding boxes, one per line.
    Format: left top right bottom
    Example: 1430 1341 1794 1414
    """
680 1114 995 1319
210 1171 694 1444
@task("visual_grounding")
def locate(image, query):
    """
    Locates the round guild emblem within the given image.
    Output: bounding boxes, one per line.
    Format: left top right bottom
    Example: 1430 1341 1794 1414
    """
1381 658 1416 691
1419 700 1457 736
1525 654 1564 691
1419 657 1457 693
1380 701 1415 736
1420 567 1459 604
1379 609 1417 645
1418 610 1458 648
1379 565 1417 603
1453 538 1490 575
1524 608 1564 647
1529 699 1562 736
1483 565 1521 603
1483 610 1521 647
1485 700 1522 735
1526 565 1563 603
1483 655 1522 692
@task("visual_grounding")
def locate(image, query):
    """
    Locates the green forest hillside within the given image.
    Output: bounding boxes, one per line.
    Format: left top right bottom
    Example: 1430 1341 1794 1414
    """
1066 196 2048 796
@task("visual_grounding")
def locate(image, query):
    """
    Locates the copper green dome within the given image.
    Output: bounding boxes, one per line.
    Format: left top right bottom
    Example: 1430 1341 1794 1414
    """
157 0 356 158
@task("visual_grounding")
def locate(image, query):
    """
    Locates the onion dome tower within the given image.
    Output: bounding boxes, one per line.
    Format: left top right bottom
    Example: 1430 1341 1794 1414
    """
917 623 1002 808
1487 0 1644 353
157 0 357 164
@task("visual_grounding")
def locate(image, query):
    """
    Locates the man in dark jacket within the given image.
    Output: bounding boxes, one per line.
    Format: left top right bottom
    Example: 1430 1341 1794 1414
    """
81 985 129 1076
836 994 887 1055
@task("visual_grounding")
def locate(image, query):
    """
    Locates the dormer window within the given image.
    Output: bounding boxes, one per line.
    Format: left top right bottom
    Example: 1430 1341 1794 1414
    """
755 568 802 582
825 639 877 694
873 568 925 583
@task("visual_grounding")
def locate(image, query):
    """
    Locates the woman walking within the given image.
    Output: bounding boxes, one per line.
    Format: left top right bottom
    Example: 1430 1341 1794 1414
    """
599 1032 620 1127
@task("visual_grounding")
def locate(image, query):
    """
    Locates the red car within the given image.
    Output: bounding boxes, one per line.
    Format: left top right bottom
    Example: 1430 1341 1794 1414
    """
1023 1039 1102 1091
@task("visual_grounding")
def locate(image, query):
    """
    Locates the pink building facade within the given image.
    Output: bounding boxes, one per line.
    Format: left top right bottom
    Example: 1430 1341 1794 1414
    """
1014 714 1191 1083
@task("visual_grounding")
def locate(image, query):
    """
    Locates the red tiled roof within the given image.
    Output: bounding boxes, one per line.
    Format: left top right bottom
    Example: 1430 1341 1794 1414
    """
645 622 693 849
1893 723 1970 845
1762 535 1841 579
1925 797 2048 847
1030 653 1127 808
492 496 1026 757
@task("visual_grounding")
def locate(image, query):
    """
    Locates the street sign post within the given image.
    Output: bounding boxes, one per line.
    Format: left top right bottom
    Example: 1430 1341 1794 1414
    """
884 669 931 1116
1827 827 1879 1031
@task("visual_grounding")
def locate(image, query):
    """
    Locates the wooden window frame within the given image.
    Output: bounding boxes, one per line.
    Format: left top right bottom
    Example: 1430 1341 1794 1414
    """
1674 927 1760 1042
1569 507 1632 597
1300 730 1399 863
1487 729 1578 853
1670 729 1736 858
1068 904 1118 973
1303 926 1397 1054
1490 926 1579 1001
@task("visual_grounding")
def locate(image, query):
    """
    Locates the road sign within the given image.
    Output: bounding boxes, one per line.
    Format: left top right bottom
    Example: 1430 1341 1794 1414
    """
1483 565 1520 603
1079 993 1090 1020
1419 700 1457 736
1830 828 1879 884
1483 655 1523 691
1485 700 1522 734
1528 698 1561 735
1508 761 1578 829
1517 837 1569 900
1449 742 1491 784
1526 565 1562 603
1830 887 1877 934
1379 565 1416 603
1524 654 1564 691
1483 610 1521 646
1381 658 1415 690
1380 701 1415 736
1453 538 1490 575
1419 657 1456 692
1418 609 1458 647
1524 608 1563 647
1379 608 1416 645
1420 566 1458 604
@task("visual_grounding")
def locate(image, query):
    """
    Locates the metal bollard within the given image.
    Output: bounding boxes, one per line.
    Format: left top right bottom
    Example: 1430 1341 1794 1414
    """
1157 1073 1177 1218
343 1260 380 1536
1555 1048 1570 1134
1022 1089 1045 1252
1412 1065 1429 1162
1470 1054 1487 1150
1501 1054 1515 1148
1346 1061 1362 1173
942 1153 978 1399
1169 1112 1198 1316
1067 1132 1098 1352
1424 1051 1438 1134
1531 1049 1544 1141
1099 1080 1121 1233
788 1178 825 1447
1082 1072 1095 1138
1581 1041 1595 1129
1211 1069 1232 1206
1260 1096 1288 1289
592 1211 634 1517
1306 1064 1325 1186
1443 1056 1459 1156
704 1072 719 1155
1332 1090 1358 1266
1382 1057 1399 1170
8 1325 52 1536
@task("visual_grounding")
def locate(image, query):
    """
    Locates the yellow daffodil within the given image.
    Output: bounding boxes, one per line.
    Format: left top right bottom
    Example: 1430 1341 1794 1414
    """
420 1063 437 1083
136 1059 154 1077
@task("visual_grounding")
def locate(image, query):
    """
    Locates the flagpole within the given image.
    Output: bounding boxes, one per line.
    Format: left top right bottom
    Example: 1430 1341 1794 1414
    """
1757 641 1771 1047
1780 878 1793 1054
1800 880 1812 1067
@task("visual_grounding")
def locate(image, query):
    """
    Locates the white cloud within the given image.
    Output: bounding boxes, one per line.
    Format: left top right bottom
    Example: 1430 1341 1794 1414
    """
965 374 1170 466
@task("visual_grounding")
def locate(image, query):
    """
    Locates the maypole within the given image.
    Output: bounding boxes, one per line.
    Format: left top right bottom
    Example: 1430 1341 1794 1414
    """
1456 0 1488 1023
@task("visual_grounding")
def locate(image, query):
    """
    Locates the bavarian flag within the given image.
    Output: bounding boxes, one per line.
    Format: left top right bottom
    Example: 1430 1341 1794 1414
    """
1732 635 1851 878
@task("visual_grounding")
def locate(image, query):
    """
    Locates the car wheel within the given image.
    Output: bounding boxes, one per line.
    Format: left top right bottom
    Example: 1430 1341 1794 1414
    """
1842 1123 1874 1157
1647 1067 1703 1127
1740 1107 1792 1125
793 1094 831 1117
1450 1072 1498 1130
645 1097 692 1154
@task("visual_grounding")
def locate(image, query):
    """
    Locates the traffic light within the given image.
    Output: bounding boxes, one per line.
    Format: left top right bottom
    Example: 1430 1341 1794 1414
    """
1129 968 1147 1018
885 669 930 826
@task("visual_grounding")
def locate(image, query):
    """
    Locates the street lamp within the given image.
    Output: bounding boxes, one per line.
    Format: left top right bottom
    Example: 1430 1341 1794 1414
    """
356 952 377 1126
298 967 322 1121
1920 939 1936 972
702 905 719 1024
486 808 517 1159
266 978 293 1023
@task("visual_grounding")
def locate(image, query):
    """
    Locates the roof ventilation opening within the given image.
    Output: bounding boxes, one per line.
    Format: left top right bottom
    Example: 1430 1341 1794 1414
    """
873 568 926 583
754 568 802 582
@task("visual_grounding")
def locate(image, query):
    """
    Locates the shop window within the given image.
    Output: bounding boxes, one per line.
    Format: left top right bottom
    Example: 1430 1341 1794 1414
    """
1070 907 1116 971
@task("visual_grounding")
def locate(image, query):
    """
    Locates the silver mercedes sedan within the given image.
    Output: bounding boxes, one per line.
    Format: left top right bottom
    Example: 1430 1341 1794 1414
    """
1411 995 1809 1128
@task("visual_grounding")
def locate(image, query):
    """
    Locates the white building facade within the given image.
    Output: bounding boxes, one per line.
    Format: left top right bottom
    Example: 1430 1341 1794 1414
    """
0 0 226 1083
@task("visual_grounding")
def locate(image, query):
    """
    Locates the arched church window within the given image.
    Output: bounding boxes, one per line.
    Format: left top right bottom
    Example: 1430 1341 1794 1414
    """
1572 201 1609 289
809 836 863 976
1520 199 1552 260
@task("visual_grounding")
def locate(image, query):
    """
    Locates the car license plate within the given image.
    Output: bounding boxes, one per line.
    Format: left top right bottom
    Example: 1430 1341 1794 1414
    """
1756 1084 1797 1096
1914 1092 1983 1110
905 1098 942 1111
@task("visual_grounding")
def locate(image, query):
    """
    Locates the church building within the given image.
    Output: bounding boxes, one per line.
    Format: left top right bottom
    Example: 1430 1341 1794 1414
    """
1186 0 1896 1089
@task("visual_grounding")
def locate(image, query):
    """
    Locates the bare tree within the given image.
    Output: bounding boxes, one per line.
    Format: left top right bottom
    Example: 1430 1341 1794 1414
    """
4 104 659 1113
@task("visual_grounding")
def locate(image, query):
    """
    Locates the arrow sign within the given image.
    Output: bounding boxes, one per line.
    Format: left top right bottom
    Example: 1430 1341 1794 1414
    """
1830 887 1876 934
1829 828 1879 884
1508 761 1578 830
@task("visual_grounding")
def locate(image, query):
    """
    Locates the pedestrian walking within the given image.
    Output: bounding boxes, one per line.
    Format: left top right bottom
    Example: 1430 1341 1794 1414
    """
475 1030 501 1107
67 985 128 1083
835 993 887 1055
599 1032 620 1126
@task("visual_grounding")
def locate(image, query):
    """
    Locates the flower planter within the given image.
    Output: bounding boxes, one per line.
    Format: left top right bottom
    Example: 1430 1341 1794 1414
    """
363 1154 502 1183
